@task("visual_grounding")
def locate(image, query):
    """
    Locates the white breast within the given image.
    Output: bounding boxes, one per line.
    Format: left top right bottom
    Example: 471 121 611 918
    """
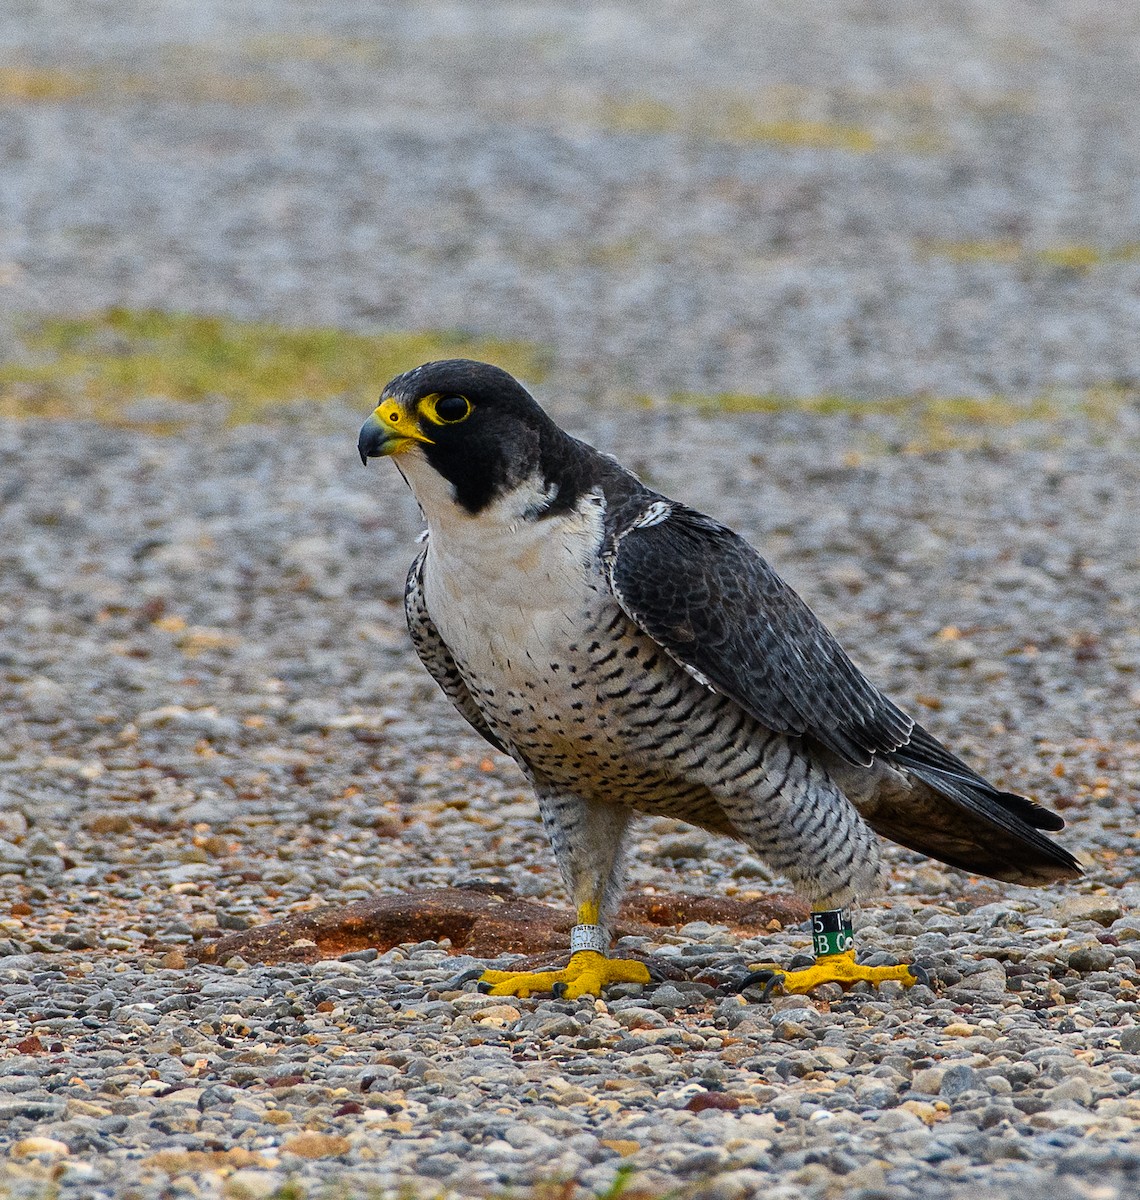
400 459 608 686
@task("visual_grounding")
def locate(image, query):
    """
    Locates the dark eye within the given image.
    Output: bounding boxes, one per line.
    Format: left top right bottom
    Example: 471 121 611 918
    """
434 395 472 423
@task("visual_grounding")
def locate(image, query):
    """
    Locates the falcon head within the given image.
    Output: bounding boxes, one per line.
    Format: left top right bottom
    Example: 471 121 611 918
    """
358 359 566 514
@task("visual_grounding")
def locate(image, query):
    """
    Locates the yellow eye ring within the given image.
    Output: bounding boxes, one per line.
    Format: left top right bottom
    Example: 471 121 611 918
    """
421 394 472 425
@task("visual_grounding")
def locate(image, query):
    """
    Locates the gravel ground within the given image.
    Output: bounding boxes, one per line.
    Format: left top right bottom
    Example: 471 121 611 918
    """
2 3 1140 1200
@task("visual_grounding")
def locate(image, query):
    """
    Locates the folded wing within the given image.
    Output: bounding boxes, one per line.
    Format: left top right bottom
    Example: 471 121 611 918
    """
607 504 1080 884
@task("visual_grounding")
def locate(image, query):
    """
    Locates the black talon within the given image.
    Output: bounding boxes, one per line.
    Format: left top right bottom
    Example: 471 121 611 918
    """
443 967 485 991
476 980 493 994
910 962 932 988
760 974 784 1001
735 969 785 1000
551 982 568 999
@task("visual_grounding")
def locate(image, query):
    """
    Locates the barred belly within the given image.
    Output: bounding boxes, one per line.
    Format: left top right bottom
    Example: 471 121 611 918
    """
418 488 882 905
449 590 883 906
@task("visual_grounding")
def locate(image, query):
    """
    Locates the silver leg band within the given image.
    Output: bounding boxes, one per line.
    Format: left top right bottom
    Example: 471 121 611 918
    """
570 924 607 954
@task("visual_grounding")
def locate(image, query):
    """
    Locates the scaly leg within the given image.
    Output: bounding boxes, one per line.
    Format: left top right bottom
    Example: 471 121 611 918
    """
479 791 650 999
740 907 923 997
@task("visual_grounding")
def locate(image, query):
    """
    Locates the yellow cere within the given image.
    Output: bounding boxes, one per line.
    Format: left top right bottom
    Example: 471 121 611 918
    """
375 397 434 447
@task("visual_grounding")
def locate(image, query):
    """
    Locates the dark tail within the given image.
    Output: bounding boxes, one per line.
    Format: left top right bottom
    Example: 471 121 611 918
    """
872 724 1083 886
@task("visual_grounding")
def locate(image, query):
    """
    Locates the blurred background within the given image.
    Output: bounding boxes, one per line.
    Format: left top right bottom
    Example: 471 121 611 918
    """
3 0 1140 413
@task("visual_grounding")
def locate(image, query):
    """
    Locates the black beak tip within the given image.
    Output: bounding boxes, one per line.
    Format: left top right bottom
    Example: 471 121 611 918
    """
357 416 382 466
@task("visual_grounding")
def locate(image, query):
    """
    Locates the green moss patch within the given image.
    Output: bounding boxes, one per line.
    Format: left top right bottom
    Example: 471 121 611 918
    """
0 63 290 106
663 387 1130 454
595 95 876 151
0 308 550 428
237 34 391 67
917 238 1140 273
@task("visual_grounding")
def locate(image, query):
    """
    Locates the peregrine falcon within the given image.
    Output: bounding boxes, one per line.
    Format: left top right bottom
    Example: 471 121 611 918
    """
358 360 1080 999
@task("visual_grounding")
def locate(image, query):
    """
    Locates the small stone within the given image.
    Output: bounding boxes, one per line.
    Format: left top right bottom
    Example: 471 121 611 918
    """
1028 1109 1100 1131
951 962 1007 999
685 1091 740 1113
655 834 709 861
940 1065 980 1097
280 1133 351 1159
931 638 978 667
730 857 773 880
647 984 688 1009
453 992 515 1013
845 1162 888 1190
67 1099 112 1118
471 1004 521 1025
20 676 69 721
900 1100 946 1127
0 839 29 870
770 993 816 1012
1055 895 1124 927
536 1015 582 1038
0 809 28 841
855 1080 897 1108
601 1139 640 1156
160 950 187 970
11 1137 70 1158
615 1007 668 1030
1118 1028 1140 1053
1065 942 1116 973
942 1022 976 1037
225 1170 287 1200
1045 1076 1092 1106
912 1067 946 1095
686 1169 758 1200
504 1126 560 1152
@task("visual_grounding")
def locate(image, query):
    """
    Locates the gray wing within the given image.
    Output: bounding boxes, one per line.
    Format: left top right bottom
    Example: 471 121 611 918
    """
404 545 509 755
607 504 1078 877
606 504 916 768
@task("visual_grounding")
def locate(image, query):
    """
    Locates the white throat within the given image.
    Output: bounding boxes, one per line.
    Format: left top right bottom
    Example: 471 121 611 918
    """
394 452 608 662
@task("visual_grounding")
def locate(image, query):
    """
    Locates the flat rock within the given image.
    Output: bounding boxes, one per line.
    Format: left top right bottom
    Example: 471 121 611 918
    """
196 886 807 964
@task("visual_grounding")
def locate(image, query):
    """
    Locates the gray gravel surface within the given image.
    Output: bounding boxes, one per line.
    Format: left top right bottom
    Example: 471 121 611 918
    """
2 3 1140 1200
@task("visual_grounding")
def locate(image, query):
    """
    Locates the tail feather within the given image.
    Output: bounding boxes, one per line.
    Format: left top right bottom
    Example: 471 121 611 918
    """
892 724 1066 832
865 723 1082 886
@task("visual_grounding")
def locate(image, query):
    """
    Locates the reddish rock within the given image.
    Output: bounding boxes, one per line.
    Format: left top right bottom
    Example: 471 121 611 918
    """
620 891 807 930
195 886 808 966
685 1091 741 1113
265 1074 306 1089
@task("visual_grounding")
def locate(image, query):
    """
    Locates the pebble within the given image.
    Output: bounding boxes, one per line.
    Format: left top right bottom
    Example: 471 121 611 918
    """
11 1137 71 1158
939 1066 980 1098
224 1170 287 1199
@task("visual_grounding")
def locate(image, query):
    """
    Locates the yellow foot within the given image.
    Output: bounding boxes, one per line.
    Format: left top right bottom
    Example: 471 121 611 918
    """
742 951 925 998
478 950 651 1000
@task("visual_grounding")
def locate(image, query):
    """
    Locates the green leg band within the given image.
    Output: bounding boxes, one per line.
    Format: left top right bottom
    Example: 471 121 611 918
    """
811 908 854 958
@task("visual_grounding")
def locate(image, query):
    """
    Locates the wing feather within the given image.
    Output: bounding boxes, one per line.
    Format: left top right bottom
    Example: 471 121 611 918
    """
607 504 915 767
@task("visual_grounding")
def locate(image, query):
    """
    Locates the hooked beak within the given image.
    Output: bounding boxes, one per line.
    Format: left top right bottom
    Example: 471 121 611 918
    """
358 398 434 464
